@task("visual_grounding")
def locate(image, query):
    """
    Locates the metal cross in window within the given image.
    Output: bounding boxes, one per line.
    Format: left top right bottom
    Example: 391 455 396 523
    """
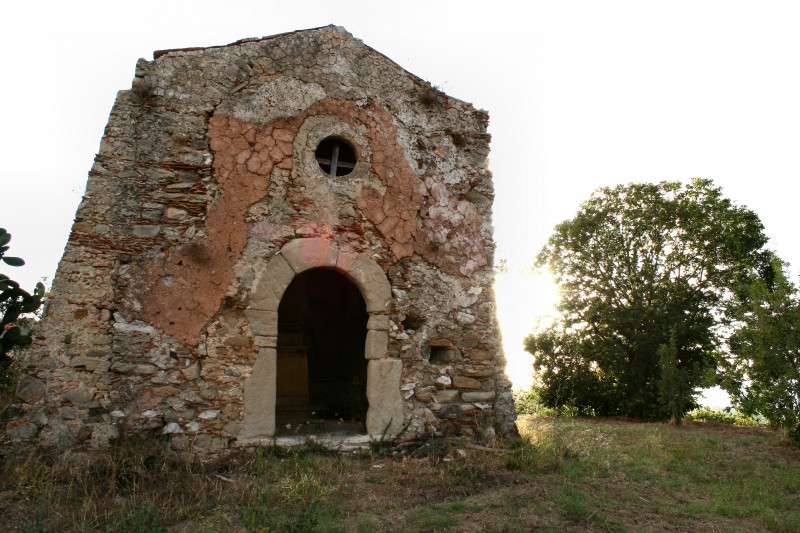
315 138 356 177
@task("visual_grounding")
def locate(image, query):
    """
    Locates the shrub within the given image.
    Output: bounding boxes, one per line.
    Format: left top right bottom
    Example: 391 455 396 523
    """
686 406 761 426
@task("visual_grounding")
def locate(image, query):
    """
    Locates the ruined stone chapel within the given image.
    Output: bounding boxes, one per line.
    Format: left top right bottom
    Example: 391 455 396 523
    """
8 26 516 451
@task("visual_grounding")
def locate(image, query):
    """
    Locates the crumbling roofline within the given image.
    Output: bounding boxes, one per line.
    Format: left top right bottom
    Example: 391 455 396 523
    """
151 25 478 110
153 25 331 59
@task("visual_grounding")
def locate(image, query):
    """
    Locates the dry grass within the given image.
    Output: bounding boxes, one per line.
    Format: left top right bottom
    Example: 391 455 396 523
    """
1 417 798 532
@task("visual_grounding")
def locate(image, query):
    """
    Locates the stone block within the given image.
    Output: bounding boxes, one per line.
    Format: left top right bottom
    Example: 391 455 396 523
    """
452 376 481 390
461 391 495 402
458 335 480 348
192 434 212 448
132 225 160 237
364 330 388 359
223 421 242 435
111 362 135 373
38 419 78 448
69 357 106 371
224 366 242 378
244 309 278 336
65 387 95 406
438 405 460 420
468 350 495 361
435 390 459 403
367 314 390 331
211 437 229 449
163 422 183 434
165 207 189 220
92 334 113 345
153 386 179 398
248 254 294 311
366 359 403 438
16 375 46 404
171 434 189 450
349 253 391 313
429 338 453 347
463 367 496 378
72 221 93 233
86 347 112 358
254 335 277 348
281 238 339 273
414 386 436 403
181 361 200 380
6 420 38 441
224 336 253 347
134 364 158 375
335 247 359 272
29 410 49 426
242 348 276 438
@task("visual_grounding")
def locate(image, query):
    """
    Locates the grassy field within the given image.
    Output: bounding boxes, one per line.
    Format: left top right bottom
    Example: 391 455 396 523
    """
0 416 798 532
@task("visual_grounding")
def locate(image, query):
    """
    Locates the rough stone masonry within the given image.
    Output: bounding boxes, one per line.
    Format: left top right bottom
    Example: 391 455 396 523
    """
6 26 517 452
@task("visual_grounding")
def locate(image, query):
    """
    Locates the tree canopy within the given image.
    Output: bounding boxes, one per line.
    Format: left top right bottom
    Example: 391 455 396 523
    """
525 179 770 421
723 259 800 440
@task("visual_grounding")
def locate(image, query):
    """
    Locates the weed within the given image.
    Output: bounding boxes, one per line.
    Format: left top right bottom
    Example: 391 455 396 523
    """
278 469 335 505
489 524 526 533
282 500 321 533
553 488 592 522
299 436 334 456
406 503 459 531
368 437 393 457
1 355 22 421
356 514 380 533
248 444 275 477
115 500 167 533
418 85 444 109
687 406 761 426
445 456 484 484
240 486 274 532
507 422 572 473
16 491 52 533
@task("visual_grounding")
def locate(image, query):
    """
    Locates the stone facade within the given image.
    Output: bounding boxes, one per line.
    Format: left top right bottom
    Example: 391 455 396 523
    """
6 26 516 452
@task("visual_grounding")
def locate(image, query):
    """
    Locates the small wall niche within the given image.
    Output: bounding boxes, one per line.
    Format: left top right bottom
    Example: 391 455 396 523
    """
428 345 461 365
401 313 425 332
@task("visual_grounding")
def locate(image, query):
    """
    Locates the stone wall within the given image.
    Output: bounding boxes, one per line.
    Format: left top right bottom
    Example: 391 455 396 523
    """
6 26 516 452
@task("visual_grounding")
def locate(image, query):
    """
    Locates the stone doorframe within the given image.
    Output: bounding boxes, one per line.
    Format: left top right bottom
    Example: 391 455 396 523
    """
241 237 404 440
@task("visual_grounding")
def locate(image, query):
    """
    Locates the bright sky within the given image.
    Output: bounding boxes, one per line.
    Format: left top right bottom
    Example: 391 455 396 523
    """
2 1 799 402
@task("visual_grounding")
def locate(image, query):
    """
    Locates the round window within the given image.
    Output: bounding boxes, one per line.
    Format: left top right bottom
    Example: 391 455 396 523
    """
315 137 357 177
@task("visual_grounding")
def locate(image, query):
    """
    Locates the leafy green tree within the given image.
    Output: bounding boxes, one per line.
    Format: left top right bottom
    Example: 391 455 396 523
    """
0 228 45 369
526 179 770 420
723 259 800 441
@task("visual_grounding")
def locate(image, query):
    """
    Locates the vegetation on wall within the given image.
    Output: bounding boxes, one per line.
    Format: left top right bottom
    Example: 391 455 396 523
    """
0 228 45 370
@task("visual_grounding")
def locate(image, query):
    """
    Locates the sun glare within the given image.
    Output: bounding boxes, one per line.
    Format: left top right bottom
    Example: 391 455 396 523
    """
494 264 560 390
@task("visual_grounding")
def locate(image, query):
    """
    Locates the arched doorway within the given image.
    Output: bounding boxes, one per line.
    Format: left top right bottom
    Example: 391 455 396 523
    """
276 268 368 433
242 238 404 441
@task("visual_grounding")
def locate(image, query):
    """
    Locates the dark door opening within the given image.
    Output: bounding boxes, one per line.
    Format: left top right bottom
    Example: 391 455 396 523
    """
276 268 368 434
